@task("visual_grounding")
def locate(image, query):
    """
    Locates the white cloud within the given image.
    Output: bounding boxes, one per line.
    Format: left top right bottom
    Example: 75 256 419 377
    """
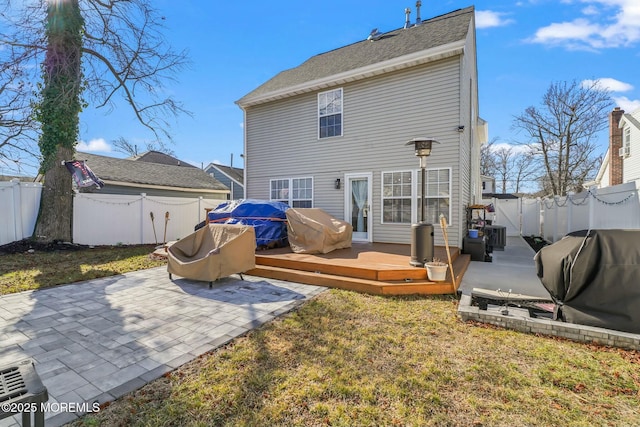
490 142 531 154
581 78 634 92
76 138 112 153
581 5 599 15
475 10 514 29
613 96 640 112
530 0 640 49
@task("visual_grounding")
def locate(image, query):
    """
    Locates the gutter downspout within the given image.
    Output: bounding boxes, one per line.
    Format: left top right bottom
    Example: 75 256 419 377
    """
239 105 248 199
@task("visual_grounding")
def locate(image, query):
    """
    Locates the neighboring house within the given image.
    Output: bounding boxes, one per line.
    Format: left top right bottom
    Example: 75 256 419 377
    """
481 175 496 195
128 150 197 168
78 152 229 200
204 163 244 200
236 6 487 247
593 107 640 188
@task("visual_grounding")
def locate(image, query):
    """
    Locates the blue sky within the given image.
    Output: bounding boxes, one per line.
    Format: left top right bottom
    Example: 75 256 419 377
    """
76 0 640 171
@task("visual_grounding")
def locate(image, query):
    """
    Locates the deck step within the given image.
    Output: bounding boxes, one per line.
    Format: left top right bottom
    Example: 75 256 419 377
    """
247 265 456 295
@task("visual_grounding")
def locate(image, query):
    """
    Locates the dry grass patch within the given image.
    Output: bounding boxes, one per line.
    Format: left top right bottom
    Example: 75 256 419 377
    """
0 245 164 294
74 290 640 427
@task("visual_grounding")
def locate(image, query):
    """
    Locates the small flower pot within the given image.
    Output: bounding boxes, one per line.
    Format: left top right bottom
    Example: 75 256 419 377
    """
425 262 448 282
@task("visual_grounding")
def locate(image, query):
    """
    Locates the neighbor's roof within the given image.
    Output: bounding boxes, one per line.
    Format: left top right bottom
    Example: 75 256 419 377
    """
127 150 196 168
80 152 228 192
207 163 244 185
237 6 474 107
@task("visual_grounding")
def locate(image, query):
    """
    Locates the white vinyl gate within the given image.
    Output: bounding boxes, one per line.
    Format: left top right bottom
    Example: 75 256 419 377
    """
482 197 521 237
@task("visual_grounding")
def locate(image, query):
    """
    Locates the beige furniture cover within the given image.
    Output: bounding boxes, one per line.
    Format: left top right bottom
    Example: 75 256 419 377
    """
167 223 255 283
286 208 352 254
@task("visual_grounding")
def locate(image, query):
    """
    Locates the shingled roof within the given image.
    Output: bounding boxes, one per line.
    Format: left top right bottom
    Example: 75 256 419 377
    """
208 163 244 184
127 150 197 168
80 152 227 192
237 6 474 107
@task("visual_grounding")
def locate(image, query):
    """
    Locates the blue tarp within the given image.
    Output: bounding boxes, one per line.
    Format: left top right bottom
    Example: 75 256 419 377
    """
207 199 289 249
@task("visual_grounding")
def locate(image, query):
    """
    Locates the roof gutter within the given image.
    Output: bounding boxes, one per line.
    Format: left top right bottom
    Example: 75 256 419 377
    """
100 180 229 194
237 39 466 108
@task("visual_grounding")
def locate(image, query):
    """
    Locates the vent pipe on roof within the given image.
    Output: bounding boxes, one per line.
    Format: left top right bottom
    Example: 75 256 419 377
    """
404 7 411 29
415 1 422 25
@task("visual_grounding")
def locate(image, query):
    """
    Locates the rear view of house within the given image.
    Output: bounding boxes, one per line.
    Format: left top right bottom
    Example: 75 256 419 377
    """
237 6 487 248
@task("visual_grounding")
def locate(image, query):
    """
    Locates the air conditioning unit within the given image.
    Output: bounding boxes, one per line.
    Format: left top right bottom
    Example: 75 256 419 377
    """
619 146 631 157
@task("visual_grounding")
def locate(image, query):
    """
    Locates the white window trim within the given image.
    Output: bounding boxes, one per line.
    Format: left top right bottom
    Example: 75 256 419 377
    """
269 177 314 207
317 88 343 139
380 169 414 225
380 167 455 227
413 167 452 225
379 168 453 226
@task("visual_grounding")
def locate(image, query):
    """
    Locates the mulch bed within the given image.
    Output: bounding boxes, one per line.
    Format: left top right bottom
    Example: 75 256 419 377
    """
0 239 88 255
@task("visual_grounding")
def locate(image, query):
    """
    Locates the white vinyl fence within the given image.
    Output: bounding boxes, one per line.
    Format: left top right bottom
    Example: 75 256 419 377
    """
73 193 224 245
485 181 640 242
540 182 640 242
0 180 43 246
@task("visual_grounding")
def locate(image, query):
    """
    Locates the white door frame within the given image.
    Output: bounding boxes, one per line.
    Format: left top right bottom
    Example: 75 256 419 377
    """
344 172 373 242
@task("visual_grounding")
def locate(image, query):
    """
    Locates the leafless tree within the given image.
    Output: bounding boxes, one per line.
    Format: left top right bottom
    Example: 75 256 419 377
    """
0 0 189 241
493 145 512 194
112 136 175 157
513 80 611 196
511 150 537 194
480 137 497 177
0 42 39 174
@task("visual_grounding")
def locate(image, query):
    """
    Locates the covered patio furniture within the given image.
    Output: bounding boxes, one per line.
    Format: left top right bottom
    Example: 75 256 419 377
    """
534 229 640 334
168 223 255 287
286 208 352 254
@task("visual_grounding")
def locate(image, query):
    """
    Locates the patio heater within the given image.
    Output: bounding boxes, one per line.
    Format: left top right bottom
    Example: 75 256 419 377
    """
406 137 440 267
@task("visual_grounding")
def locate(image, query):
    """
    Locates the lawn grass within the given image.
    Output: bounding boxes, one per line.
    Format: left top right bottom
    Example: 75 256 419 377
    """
3 246 639 426
73 290 640 427
0 245 165 294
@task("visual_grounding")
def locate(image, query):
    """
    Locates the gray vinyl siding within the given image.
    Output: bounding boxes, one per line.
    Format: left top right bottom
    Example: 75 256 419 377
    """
245 57 465 246
205 168 244 200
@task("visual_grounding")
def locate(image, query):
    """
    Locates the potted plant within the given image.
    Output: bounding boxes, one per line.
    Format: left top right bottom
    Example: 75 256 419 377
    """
425 258 448 281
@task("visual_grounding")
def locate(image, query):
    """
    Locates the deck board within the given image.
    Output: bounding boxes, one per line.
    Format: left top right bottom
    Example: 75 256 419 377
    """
249 242 470 295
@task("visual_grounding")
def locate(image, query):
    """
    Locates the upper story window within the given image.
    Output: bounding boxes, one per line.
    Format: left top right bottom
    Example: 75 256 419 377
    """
318 88 342 138
625 127 631 146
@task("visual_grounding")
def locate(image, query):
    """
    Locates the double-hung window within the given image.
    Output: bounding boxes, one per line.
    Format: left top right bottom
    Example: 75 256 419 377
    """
381 168 451 224
625 127 631 156
318 88 342 138
382 171 412 223
421 168 451 224
270 177 313 207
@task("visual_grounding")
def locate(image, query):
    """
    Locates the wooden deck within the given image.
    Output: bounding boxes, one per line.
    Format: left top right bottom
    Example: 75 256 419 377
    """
247 242 470 296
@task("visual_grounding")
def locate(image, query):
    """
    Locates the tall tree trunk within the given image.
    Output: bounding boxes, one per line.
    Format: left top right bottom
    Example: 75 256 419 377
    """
34 145 74 241
34 0 83 242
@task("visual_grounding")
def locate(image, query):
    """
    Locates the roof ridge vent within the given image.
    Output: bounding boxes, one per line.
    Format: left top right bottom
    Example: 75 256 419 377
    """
367 28 382 41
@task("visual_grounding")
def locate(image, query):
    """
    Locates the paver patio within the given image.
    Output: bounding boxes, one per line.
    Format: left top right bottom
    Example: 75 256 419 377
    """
0 267 325 427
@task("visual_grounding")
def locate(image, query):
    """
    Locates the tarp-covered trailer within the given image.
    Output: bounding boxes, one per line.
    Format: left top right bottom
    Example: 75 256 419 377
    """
207 199 289 249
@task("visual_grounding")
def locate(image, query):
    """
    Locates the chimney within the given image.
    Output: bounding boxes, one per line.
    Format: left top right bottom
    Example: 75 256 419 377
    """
415 1 422 25
404 7 411 29
609 107 624 186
